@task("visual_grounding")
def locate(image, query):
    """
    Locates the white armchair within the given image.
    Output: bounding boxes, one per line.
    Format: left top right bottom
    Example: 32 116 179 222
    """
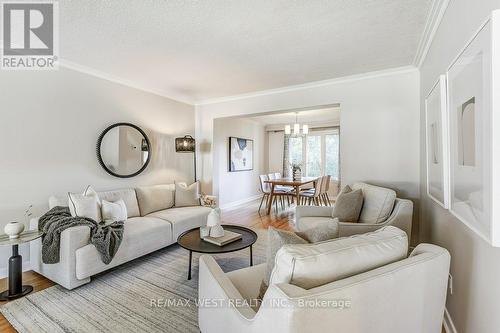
295 198 413 239
295 182 414 240
198 243 450 333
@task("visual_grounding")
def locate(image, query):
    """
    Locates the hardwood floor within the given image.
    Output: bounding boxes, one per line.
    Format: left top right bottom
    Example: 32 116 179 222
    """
0 199 445 332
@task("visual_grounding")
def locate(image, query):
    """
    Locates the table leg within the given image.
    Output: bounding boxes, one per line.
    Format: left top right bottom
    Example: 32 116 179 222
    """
295 185 300 206
0 245 33 301
187 250 192 280
250 245 253 266
266 183 275 215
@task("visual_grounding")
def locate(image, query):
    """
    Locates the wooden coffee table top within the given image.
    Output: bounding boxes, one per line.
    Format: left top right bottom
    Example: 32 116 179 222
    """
177 225 257 254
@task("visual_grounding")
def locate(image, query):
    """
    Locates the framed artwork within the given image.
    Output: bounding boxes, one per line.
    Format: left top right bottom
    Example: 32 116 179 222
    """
425 75 449 208
229 137 253 172
446 10 500 246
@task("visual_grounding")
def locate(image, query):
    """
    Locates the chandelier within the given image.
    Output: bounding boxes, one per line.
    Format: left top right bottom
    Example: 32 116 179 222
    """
285 112 308 136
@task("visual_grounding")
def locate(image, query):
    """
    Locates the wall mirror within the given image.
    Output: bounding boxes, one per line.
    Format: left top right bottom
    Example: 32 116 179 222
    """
97 123 151 178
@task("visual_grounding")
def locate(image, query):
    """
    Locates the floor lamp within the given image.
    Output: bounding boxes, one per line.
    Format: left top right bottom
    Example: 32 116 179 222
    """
175 135 196 182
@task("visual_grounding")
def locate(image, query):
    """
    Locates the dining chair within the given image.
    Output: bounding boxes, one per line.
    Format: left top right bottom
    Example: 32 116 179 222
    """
321 175 331 206
299 176 323 205
260 174 288 213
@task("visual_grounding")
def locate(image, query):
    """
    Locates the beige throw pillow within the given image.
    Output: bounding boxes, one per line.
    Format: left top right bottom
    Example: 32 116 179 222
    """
296 218 339 242
136 184 175 216
175 182 201 207
68 185 102 222
332 185 363 222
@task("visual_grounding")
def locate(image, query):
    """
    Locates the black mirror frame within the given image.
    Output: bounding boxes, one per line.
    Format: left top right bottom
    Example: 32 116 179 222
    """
96 122 152 178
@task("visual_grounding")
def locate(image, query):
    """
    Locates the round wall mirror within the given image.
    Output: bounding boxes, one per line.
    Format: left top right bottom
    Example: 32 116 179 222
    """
97 123 151 178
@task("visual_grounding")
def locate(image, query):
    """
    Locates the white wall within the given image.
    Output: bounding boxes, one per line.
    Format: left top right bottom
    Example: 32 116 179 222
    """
196 68 420 243
213 117 265 208
419 1 500 332
0 67 195 276
267 131 284 173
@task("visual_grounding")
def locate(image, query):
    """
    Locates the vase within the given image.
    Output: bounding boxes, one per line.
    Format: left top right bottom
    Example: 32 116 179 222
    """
293 170 302 180
206 208 222 227
4 222 25 239
200 226 210 238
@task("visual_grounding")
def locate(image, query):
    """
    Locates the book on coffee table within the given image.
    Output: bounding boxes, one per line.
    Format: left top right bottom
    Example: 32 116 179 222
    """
203 230 242 246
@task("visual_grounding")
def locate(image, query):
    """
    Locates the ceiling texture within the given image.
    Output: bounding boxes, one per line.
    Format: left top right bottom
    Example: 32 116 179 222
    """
59 0 433 104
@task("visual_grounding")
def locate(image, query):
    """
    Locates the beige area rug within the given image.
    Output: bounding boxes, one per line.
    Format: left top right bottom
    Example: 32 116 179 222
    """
1 228 266 333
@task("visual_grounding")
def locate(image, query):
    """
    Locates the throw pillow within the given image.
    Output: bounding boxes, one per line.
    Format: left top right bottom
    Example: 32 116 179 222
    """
68 185 101 222
332 185 363 222
101 199 128 222
296 218 339 242
136 184 175 216
259 228 308 299
175 182 201 207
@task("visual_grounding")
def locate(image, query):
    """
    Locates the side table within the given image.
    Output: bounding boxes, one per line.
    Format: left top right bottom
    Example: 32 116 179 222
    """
0 230 43 301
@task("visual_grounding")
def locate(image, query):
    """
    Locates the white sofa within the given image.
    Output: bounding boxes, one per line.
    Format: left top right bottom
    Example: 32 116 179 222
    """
199 228 450 333
295 182 413 239
30 185 215 290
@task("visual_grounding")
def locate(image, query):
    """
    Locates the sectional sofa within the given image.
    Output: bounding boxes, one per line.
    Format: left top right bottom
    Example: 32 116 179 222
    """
30 184 214 289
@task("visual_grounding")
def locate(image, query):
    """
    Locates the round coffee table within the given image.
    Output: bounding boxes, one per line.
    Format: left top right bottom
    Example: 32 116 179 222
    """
177 225 258 280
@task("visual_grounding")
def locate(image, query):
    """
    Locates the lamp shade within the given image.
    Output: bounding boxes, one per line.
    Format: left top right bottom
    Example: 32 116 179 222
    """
175 135 195 152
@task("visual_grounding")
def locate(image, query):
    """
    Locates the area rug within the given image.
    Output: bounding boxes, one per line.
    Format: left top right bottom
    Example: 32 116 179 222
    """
1 228 267 333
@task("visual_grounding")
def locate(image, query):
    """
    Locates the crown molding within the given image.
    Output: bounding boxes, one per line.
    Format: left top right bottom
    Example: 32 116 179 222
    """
59 60 195 105
195 65 418 106
0 41 195 105
413 0 450 67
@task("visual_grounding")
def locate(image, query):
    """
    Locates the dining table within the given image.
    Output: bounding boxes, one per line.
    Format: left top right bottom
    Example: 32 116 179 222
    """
264 177 319 215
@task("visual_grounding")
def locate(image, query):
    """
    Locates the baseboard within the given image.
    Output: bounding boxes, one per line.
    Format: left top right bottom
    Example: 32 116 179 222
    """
0 261 31 279
220 194 262 210
443 308 458 333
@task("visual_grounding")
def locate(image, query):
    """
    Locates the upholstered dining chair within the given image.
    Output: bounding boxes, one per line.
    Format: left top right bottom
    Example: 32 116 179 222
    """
299 176 323 205
321 175 331 205
259 175 288 213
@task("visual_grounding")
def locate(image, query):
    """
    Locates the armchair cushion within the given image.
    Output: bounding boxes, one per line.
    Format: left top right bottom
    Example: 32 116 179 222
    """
270 226 408 289
352 183 396 223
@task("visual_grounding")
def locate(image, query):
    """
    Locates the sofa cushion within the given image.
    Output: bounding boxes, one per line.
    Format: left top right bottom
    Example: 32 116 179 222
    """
98 188 140 218
148 206 211 239
270 226 408 289
75 216 173 279
352 183 396 223
136 184 175 216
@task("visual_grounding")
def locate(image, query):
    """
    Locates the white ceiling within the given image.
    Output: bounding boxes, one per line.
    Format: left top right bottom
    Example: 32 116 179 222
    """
59 0 432 104
249 107 340 126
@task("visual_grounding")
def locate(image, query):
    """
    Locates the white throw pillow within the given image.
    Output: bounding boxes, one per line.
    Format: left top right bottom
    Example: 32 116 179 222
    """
101 199 128 222
68 185 102 222
270 226 408 289
175 182 201 207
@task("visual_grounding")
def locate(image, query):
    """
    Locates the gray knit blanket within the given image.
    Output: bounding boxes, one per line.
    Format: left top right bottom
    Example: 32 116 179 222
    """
38 206 125 265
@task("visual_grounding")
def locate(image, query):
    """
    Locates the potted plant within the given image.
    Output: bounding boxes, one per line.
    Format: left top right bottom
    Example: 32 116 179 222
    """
291 163 302 180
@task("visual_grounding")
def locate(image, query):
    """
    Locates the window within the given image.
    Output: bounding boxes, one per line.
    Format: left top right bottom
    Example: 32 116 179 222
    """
325 134 339 180
306 135 321 177
289 136 303 165
288 129 339 180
